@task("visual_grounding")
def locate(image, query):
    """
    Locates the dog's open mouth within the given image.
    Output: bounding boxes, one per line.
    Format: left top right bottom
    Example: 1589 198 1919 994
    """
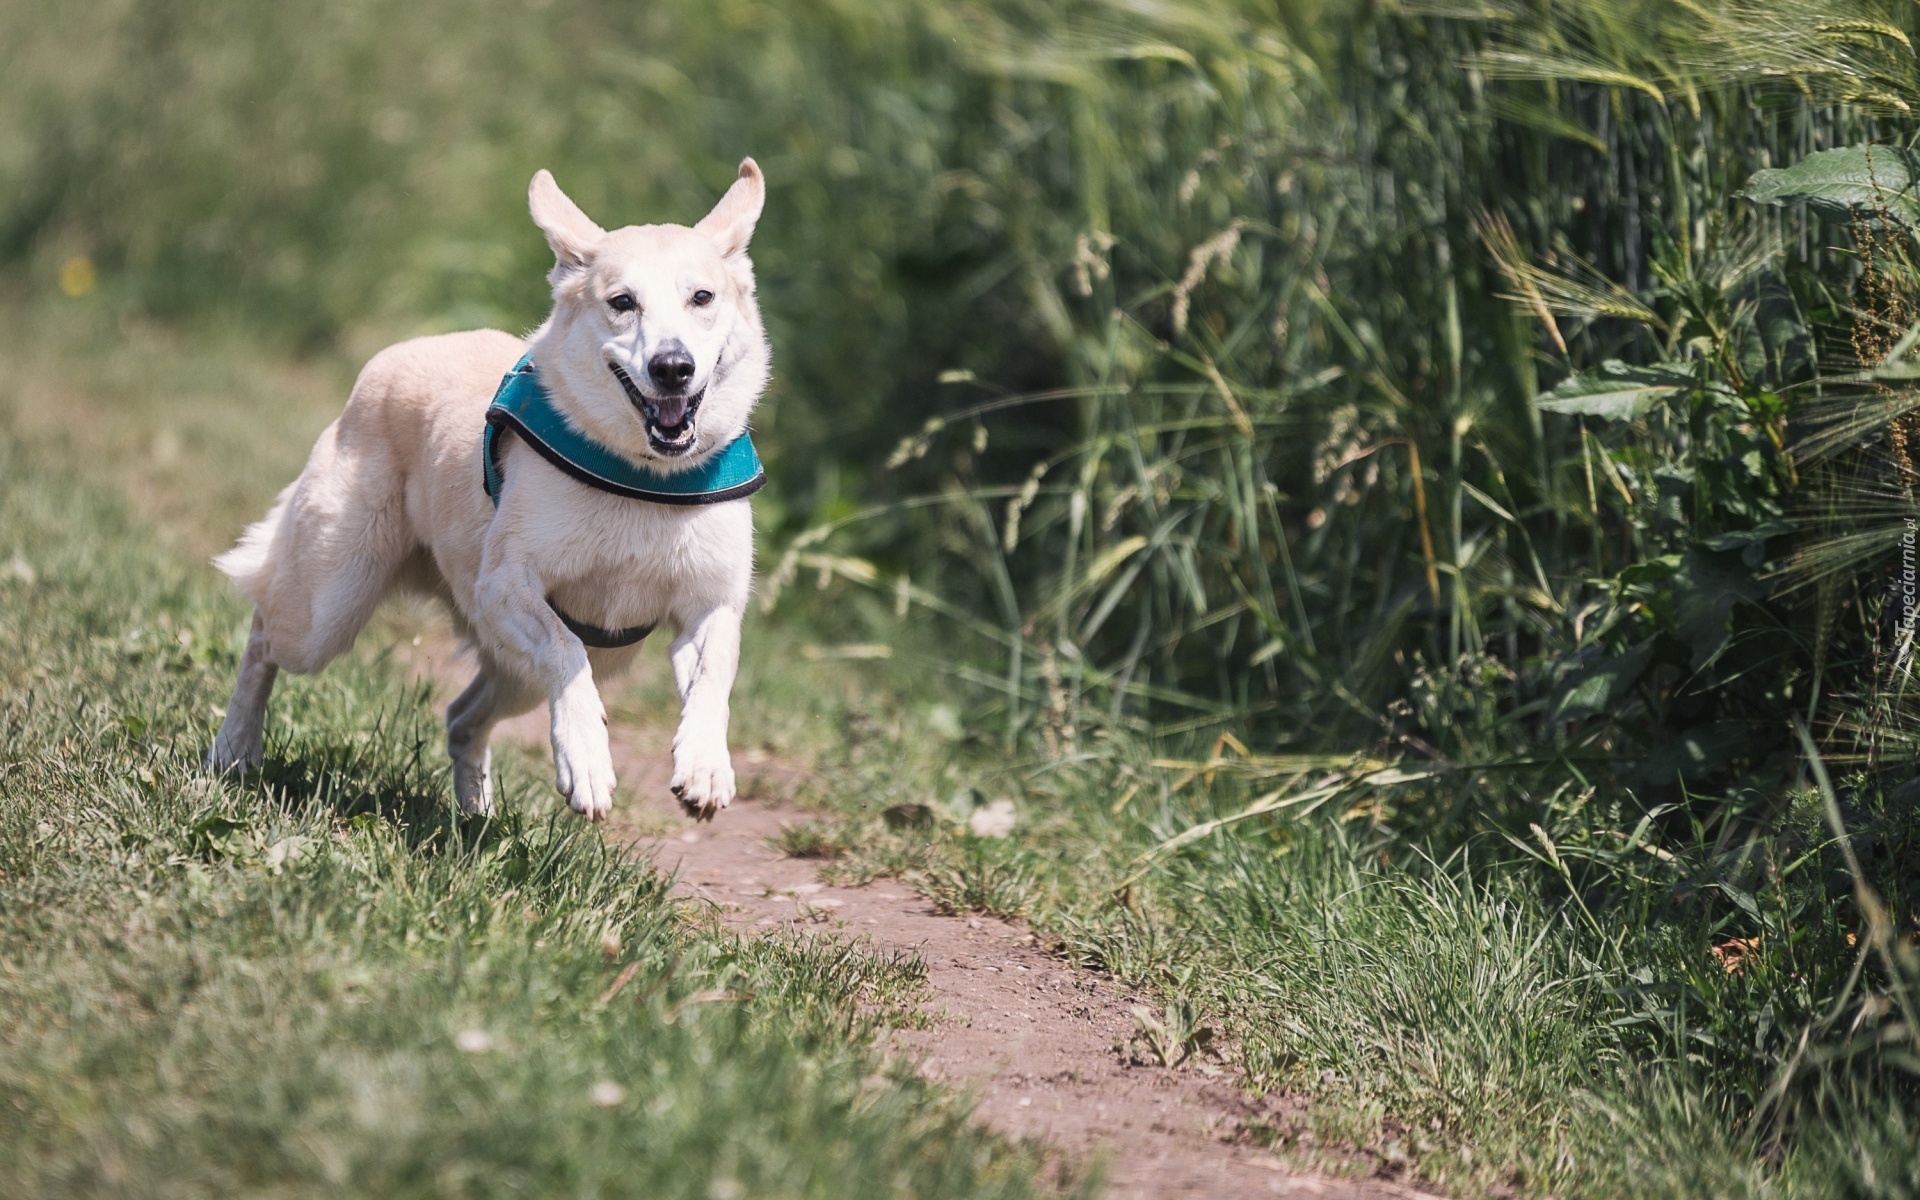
610 362 702 457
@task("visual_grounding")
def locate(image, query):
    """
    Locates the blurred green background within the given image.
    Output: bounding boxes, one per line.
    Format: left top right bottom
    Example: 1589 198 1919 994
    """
2 0 1081 511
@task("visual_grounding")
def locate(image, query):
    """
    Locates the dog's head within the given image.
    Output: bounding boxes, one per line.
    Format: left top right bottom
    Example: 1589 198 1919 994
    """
526 162 770 466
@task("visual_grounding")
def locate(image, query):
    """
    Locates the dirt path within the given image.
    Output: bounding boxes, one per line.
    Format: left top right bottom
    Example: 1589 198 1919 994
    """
405 637 1434 1199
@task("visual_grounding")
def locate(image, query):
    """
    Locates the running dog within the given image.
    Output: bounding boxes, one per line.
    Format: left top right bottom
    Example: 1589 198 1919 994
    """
207 161 770 822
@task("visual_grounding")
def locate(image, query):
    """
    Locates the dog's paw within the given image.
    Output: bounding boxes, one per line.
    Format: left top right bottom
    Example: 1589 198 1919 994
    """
554 735 616 822
670 742 735 821
203 733 262 775
552 703 616 822
452 747 495 817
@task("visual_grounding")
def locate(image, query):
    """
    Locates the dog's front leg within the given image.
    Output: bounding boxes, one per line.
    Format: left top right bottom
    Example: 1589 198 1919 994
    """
668 604 741 819
471 562 616 821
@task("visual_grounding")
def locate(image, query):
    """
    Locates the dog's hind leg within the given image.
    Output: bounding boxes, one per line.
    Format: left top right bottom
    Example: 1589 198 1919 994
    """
207 609 280 773
219 416 417 676
445 667 541 815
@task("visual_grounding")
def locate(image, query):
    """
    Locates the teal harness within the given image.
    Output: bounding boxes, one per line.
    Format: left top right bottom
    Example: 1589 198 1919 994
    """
483 355 765 506
481 354 766 648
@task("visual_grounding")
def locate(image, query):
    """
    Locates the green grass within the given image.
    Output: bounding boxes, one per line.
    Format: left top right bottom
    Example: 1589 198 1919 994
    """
0 327 1072 1198
707 618 1913 1197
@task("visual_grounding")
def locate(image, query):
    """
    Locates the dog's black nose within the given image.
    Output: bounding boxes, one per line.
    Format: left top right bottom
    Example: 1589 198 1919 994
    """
648 341 696 392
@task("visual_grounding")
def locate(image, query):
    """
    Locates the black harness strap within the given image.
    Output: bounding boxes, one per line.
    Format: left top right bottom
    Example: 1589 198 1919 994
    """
551 605 655 650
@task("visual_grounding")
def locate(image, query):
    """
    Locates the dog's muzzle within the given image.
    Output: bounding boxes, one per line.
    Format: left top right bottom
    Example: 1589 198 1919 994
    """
610 362 702 457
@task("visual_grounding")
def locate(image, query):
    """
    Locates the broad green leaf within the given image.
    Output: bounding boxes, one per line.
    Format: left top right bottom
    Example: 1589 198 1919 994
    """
1671 548 1764 668
1633 719 1754 787
1741 145 1920 227
1701 520 1795 553
1535 360 1695 421
1616 554 1682 588
1552 639 1654 723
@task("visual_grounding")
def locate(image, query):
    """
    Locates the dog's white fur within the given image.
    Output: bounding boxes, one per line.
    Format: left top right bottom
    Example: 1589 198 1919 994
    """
206 161 770 822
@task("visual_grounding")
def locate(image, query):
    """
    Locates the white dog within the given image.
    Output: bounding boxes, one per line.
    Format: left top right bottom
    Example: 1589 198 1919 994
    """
206 161 771 822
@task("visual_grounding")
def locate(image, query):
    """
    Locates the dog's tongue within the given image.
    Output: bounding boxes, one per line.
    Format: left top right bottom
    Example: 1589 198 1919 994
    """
652 396 688 429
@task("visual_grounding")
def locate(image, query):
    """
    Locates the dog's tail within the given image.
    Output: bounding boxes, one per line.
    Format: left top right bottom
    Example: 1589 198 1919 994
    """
212 481 295 601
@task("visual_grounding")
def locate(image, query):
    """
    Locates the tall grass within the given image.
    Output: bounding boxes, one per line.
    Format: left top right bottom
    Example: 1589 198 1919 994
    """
758 0 1920 1185
778 0 1881 752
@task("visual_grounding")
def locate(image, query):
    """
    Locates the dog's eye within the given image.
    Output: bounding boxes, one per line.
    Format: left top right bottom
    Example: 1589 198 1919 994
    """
691 289 714 307
608 294 637 313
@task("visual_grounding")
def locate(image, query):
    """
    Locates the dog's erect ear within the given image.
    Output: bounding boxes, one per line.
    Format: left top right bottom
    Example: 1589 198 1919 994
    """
528 170 605 270
694 159 765 260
